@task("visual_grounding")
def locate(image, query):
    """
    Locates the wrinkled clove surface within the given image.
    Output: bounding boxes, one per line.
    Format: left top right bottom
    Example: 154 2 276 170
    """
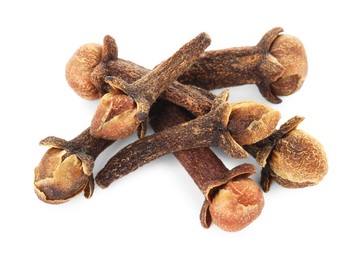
95 91 280 188
90 32 211 140
244 116 328 191
150 100 264 232
34 128 113 204
178 27 308 103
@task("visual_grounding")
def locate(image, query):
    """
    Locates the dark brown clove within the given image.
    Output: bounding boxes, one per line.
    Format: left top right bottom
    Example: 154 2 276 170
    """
89 32 211 140
150 100 264 232
178 27 308 103
95 91 280 188
34 128 113 204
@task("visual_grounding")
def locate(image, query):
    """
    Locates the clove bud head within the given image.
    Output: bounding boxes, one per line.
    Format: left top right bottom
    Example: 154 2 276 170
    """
270 34 308 96
65 43 103 100
34 148 89 204
228 101 281 145
209 178 264 232
90 93 138 140
269 129 328 188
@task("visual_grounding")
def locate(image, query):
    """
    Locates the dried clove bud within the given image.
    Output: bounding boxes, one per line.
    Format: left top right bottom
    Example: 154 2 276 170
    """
34 128 113 204
150 100 264 232
34 148 89 204
244 116 328 191
178 27 308 103
95 91 280 188
90 32 211 140
65 43 103 100
209 177 264 232
66 27 306 105
90 93 138 140
228 101 281 145
268 129 328 188
269 34 308 96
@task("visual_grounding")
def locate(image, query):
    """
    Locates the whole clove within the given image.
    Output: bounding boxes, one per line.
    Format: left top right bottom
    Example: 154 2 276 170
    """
66 27 307 104
178 27 308 103
150 100 264 232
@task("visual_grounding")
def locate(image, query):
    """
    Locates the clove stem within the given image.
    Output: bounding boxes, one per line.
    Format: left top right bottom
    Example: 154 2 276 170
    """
150 100 230 192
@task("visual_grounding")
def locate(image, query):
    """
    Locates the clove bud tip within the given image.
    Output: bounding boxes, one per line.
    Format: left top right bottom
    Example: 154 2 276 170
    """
209 178 264 232
65 43 103 100
90 93 138 140
34 148 90 204
228 101 281 145
269 129 328 188
270 34 308 96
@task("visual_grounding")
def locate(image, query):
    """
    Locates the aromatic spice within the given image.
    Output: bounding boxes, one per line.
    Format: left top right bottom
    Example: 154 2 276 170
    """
90 32 211 140
34 128 113 204
150 100 264 232
95 91 280 188
36 29 328 236
178 27 308 103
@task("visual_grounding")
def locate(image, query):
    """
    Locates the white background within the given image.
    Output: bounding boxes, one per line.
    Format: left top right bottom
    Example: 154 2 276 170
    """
1 1 360 259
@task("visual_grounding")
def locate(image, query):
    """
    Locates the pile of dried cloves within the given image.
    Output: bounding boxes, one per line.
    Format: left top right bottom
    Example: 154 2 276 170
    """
34 27 328 232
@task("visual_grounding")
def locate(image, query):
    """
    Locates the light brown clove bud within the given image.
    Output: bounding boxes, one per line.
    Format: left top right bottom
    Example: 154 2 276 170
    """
209 177 264 232
34 128 113 204
270 34 308 96
65 43 103 100
90 93 138 140
34 148 90 204
228 101 281 145
268 129 328 188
